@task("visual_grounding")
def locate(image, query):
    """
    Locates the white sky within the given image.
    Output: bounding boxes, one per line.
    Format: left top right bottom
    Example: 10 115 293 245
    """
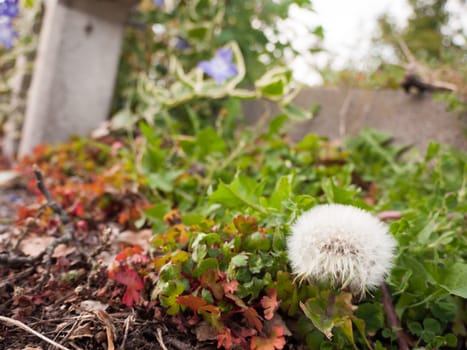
281 0 467 85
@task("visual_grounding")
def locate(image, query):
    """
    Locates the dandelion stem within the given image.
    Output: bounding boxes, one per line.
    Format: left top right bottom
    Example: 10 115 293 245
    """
381 283 410 350
325 290 337 318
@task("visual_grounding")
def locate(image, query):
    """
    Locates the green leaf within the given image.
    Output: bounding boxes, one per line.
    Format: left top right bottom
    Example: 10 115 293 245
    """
243 232 271 251
300 299 334 339
408 321 423 336
425 142 441 162
148 170 183 192
351 316 373 350
193 258 219 277
282 104 314 121
209 174 268 214
255 67 292 99
417 212 439 244
338 318 356 349
321 177 359 205
231 253 249 267
195 127 226 159
24 0 35 8
440 262 467 298
265 114 288 138
355 303 384 334
423 318 441 334
144 202 171 226
268 175 292 210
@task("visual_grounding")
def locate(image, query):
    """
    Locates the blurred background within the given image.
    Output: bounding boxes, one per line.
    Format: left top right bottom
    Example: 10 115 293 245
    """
0 0 466 158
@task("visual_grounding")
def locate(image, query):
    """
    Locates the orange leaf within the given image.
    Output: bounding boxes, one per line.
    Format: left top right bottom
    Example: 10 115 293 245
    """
260 289 279 320
223 280 239 294
233 215 258 234
164 209 181 226
217 328 233 349
250 326 286 350
118 211 130 225
244 307 263 332
115 245 144 262
177 295 220 315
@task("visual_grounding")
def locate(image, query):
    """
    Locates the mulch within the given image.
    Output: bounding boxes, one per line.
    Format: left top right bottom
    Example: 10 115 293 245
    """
0 158 218 350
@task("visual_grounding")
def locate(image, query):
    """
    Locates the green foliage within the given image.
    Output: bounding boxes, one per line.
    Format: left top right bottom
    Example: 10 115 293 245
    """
11 1 466 348
119 114 466 348
112 0 320 129
23 109 466 348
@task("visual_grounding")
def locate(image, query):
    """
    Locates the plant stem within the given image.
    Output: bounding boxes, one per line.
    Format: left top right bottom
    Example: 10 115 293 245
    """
326 290 337 318
381 283 410 350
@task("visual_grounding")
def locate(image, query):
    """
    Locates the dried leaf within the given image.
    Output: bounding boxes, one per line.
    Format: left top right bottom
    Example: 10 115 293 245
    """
95 309 116 350
52 243 76 258
19 235 54 257
79 300 109 312
195 321 218 341
69 322 93 340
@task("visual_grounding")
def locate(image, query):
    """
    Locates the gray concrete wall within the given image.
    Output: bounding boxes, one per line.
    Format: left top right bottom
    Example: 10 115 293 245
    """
18 0 137 156
244 87 467 151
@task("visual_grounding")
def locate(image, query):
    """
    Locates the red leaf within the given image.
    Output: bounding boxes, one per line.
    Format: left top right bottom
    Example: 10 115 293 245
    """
260 289 279 320
250 326 286 350
71 200 85 217
109 266 144 307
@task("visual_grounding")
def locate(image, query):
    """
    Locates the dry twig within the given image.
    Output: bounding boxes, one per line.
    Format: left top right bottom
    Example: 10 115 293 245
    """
0 315 71 350
120 311 135 350
156 328 169 350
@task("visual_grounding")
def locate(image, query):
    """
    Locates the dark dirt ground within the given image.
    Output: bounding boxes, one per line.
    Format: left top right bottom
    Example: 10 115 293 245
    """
0 150 220 350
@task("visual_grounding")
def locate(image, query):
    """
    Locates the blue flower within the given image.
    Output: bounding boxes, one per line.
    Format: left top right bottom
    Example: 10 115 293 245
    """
0 18 17 49
176 37 190 51
197 48 238 84
0 0 19 18
152 0 164 8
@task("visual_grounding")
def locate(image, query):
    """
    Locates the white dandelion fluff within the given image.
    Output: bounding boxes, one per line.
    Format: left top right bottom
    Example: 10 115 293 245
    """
287 204 396 296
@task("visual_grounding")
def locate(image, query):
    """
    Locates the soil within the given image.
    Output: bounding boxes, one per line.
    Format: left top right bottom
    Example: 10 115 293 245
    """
0 149 218 350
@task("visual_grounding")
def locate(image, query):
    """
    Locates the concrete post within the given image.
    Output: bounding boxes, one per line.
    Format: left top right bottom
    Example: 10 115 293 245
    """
18 0 138 156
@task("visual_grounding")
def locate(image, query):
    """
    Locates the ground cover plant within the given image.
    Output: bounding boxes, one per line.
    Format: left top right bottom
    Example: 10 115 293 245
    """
0 1 466 349
1 115 465 349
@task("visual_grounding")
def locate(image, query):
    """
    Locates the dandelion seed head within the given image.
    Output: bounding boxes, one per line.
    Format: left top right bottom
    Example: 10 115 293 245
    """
287 204 396 296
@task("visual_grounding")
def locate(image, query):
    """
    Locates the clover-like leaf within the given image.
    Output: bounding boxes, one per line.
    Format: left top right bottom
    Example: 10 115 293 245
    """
250 325 286 350
261 289 279 320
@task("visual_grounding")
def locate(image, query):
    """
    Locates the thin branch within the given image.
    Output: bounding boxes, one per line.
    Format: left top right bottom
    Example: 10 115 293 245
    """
381 283 410 350
0 252 43 267
32 165 89 286
0 315 71 350
120 312 134 350
33 164 72 226
155 328 169 350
